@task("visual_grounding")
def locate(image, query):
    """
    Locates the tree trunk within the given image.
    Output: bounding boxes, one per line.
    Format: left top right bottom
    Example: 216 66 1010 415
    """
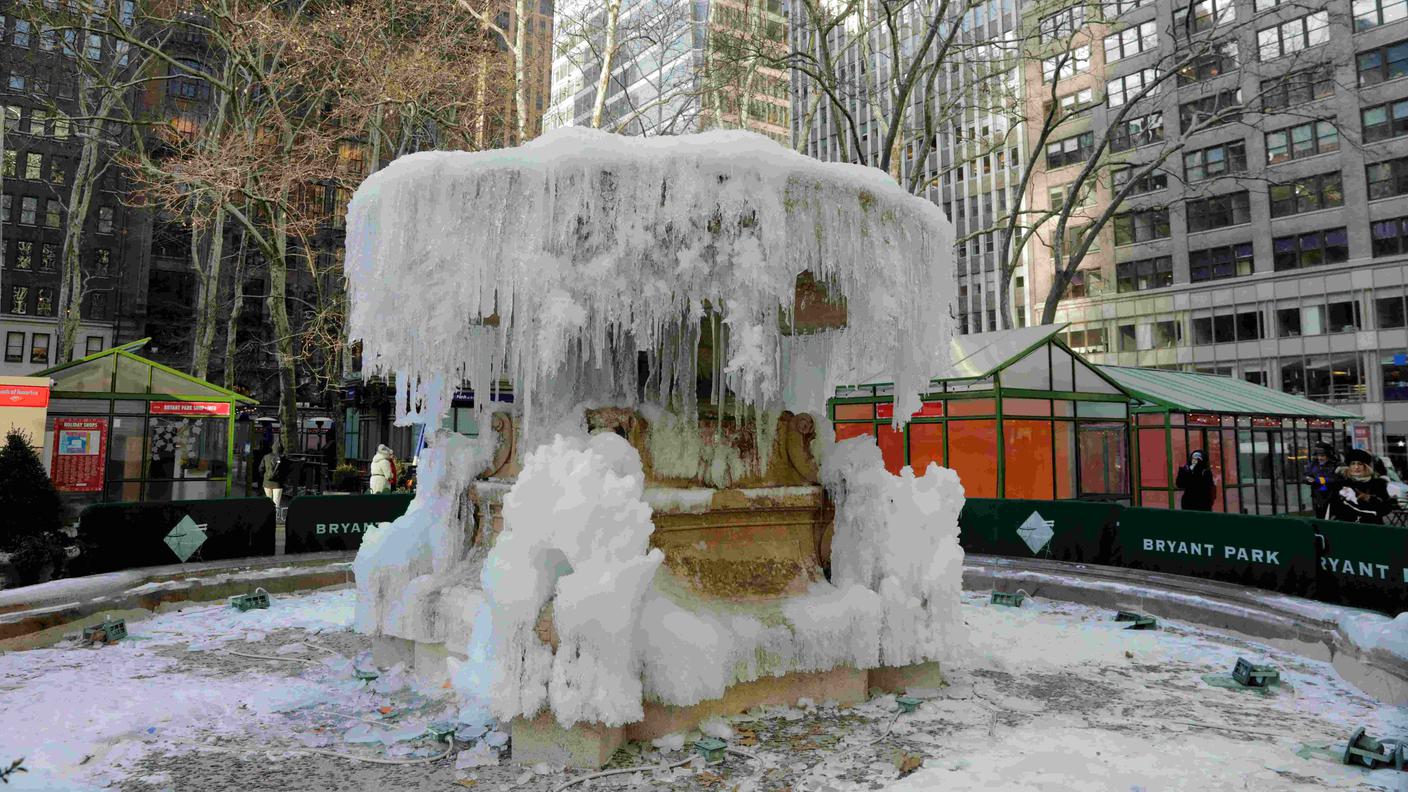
56 121 104 363
267 218 299 450
515 0 530 141
590 0 624 129
222 231 247 391
191 204 225 380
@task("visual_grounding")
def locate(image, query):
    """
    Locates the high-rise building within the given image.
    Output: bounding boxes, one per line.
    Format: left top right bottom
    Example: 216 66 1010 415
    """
546 0 788 140
1025 0 1408 465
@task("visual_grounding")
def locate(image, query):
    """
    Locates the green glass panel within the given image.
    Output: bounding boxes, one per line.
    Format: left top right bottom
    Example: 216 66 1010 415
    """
115 354 151 394
150 367 225 398
51 357 113 392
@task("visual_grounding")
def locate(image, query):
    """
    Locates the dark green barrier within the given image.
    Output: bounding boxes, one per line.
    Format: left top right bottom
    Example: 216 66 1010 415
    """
74 498 275 574
1115 508 1318 596
959 499 1123 565
1309 519 1408 615
284 494 414 553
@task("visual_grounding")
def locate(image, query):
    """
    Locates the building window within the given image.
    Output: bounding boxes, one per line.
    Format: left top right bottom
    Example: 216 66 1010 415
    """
44 199 61 228
1178 41 1239 85
1193 310 1264 344
11 286 28 315
1260 64 1334 111
1 150 12 179
1383 355 1408 400
1270 172 1343 217
1367 155 1408 199
14 241 32 270
1112 166 1168 196
6 72 25 91
97 206 114 234
1116 256 1173 292
40 243 57 272
19 197 37 225
85 32 102 61
1179 90 1241 131
12 18 29 47
1377 295 1407 328
1118 323 1137 351
47 157 65 185
1113 207 1170 244
1184 141 1246 182
1045 132 1094 168
93 248 111 275
1110 112 1163 151
85 335 104 355
35 288 53 316
4 332 22 362
1184 0 1235 31
1067 268 1104 299
1373 217 1408 257
23 152 41 180
1282 355 1363 401
1107 69 1159 107
1272 228 1349 270
1039 5 1086 42
1104 21 1157 62
28 334 49 364
1 194 9 224
52 116 69 139
1363 100 1408 143
1258 12 1329 61
167 58 211 100
1265 120 1338 164
1042 46 1090 81
1358 39 1408 86
1153 320 1181 348
1056 88 1095 116
1187 191 1251 232
28 109 46 136
1189 242 1254 282
1063 327 1107 351
1354 0 1408 31
1104 0 1148 15
88 291 107 319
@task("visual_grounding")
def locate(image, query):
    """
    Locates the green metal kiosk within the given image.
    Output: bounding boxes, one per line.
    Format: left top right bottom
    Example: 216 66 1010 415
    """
34 339 256 511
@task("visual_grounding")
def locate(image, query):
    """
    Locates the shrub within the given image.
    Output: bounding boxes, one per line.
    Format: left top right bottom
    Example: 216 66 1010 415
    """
0 430 67 584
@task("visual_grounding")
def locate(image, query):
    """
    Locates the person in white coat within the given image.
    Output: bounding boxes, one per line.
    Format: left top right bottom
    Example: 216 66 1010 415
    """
369 444 397 493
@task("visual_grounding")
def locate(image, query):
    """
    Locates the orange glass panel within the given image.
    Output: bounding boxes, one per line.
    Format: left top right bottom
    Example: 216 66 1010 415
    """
878 424 904 475
947 420 998 497
913 401 944 418
1003 398 1052 416
1141 489 1171 508
1004 420 1054 499
1137 413 1166 426
1138 428 1168 488
834 403 874 420
1225 487 1242 514
1206 431 1224 512
947 399 996 417
1221 430 1239 485
834 422 876 442
909 422 944 474
1054 422 1075 499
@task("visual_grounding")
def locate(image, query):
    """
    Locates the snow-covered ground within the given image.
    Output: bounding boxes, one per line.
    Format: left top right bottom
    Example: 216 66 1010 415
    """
1 588 1403 791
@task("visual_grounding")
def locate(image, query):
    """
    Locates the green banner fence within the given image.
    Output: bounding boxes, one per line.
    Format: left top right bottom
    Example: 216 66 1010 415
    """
73 498 276 574
283 494 415 553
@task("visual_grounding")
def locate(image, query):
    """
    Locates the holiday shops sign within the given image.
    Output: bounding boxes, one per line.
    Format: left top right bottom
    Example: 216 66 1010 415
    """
150 401 231 417
51 416 108 492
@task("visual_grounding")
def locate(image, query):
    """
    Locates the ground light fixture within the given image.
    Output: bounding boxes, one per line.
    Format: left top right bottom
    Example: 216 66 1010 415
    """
82 618 127 644
1231 657 1279 688
353 668 379 681
694 737 726 763
1114 611 1158 630
425 722 457 742
1343 727 1406 770
229 587 272 612
895 695 922 714
990 591 1024 607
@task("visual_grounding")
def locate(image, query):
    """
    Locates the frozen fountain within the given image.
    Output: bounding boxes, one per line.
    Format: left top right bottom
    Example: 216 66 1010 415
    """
344 128 965 767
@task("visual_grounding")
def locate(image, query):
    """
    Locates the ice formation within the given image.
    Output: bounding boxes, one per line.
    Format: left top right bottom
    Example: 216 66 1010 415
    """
454 432 663 727
819 437 968 665
344 127 954 440
354 429 496 644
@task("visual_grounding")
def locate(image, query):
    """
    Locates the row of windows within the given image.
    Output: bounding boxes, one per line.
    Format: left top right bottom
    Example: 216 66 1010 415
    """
2 239 113 275
4 287 107 320
1 195 63 228
2 332 105 364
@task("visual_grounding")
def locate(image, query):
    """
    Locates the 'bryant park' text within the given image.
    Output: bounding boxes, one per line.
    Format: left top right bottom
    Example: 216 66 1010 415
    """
1142 538 1405 582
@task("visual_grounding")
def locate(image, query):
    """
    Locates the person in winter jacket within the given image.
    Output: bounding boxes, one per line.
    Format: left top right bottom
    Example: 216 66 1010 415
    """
1175 450 1216 511
1303 442 1339 517
370 444 397 494
260 440 287 507
1329 448 1395 524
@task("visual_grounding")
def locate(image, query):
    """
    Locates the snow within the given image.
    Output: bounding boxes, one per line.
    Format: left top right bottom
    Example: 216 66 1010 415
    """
344 127 954 443
454 432 664 728
1339 610 1408 661
820 438 968 666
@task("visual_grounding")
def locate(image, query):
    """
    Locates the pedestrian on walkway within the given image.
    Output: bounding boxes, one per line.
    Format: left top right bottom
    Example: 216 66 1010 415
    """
1303 442 1339 518
1175 450 1216 511
1329 448 1394 524
260 440 288 508
370 444 397 494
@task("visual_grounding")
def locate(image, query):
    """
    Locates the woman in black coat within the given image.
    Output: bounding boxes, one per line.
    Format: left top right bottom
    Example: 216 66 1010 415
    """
1175 450 1216 511
1329 448 1395 524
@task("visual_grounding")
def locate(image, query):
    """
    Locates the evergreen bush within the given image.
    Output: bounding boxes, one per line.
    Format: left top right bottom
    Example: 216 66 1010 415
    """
0 430 67 584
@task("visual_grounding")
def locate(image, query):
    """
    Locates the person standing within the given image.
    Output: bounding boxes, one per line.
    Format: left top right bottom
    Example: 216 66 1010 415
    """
260 439 288 508
1329 449 1395 524
1303 442 1339 518
1175 450 1216 511
370 444 397 494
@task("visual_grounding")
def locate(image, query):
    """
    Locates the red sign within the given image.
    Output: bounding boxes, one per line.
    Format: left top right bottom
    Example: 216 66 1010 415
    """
1307 419 1334 429
0 384 49 408
150 401 231 417
1186 413 1221 426
51 417 108 492
1252 417 1282 428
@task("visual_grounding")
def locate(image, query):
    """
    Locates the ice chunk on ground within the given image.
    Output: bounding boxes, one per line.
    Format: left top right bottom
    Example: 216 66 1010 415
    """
699 716 734 739
652 732 687 752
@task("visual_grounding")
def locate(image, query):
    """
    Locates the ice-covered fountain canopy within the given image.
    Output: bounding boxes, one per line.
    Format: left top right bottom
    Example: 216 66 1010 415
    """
345 127 955 436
